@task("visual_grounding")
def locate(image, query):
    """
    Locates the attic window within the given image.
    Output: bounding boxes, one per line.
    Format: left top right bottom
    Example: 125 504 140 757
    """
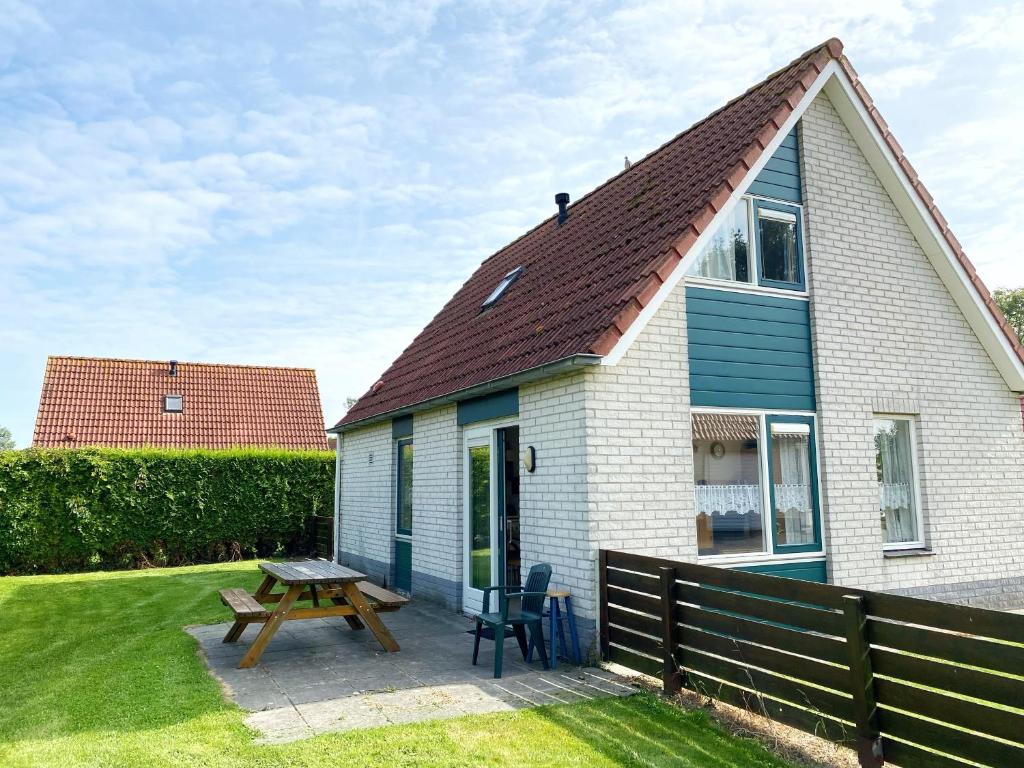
481 267 524 310
686 196 805 291
164 394 183 413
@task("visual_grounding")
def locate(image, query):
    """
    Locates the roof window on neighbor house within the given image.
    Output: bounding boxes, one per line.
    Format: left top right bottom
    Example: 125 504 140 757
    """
481 267 524 310
164 394 183 413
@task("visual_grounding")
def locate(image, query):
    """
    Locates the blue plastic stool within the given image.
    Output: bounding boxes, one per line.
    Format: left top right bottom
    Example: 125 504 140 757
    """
527 589 581 668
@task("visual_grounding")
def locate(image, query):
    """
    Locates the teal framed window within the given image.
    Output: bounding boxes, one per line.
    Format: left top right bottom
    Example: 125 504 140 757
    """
685 196 805 293
765 415 821 553
692 410 822 559
754 200 804 291
395 438 413 536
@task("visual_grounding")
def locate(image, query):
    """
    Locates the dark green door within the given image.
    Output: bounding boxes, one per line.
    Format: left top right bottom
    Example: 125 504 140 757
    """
497 426 521 588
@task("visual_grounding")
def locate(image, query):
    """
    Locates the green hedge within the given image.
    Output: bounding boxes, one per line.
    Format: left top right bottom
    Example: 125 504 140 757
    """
0 447 335 575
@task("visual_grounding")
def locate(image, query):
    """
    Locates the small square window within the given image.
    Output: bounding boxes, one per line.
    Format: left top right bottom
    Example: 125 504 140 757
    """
164 395 183 413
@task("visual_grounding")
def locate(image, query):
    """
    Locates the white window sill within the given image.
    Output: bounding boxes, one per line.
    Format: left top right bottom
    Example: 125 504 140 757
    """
882 547 934 559
684 276 809 300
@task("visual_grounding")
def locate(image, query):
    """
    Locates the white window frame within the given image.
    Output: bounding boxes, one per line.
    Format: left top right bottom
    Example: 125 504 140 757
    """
692 406 826 566
874 414 926 551
461 416 518 613
684 194 809 299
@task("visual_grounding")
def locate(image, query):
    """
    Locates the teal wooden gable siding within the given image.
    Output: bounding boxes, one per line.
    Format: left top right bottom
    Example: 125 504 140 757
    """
686 286 814 411
747 128 801 203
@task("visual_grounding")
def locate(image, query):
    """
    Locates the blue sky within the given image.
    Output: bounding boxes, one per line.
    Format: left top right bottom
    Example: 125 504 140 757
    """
2 0 1023 447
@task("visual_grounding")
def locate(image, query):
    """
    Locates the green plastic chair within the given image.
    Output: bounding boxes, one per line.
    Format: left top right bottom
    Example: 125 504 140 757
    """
472 563 552 678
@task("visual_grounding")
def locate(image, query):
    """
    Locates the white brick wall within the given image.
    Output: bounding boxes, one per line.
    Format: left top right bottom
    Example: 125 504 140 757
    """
801 91 1024 592
518 371 590 608
410 405 462 599
575 282 695 627
337 420 393 578
585 284 694 558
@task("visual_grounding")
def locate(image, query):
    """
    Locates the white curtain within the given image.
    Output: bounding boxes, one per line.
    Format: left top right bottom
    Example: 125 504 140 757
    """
877 421 916 543
774 435 813 544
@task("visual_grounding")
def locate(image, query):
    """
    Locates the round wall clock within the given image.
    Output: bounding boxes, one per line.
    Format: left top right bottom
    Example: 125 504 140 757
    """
710 442 726 459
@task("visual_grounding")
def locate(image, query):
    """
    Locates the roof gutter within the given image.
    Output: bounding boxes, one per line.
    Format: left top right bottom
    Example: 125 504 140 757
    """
328 354 603 434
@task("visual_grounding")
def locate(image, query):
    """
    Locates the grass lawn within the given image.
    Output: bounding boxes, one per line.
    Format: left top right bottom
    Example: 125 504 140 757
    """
0 562 799 768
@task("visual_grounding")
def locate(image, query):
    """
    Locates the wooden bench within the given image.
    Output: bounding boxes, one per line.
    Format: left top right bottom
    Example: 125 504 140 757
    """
220 587 271 620
221 562 408 665
356 581 409 610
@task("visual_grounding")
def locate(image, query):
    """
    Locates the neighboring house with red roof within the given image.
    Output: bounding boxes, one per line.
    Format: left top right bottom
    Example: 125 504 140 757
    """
329 39 1024 633
34 356 329 451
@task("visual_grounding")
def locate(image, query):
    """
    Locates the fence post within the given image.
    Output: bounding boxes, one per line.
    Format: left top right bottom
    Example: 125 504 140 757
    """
659 566 682 694
598 550 610 661
842 595 883 767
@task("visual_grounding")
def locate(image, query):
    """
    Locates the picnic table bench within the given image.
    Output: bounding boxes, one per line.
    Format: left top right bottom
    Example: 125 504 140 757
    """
220 560 408 668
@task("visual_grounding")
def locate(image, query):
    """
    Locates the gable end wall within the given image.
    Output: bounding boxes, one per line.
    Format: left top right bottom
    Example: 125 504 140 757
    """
801 91 1024 603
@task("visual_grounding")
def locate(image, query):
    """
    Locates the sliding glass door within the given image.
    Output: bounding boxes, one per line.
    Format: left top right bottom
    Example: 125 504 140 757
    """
462 423 520 613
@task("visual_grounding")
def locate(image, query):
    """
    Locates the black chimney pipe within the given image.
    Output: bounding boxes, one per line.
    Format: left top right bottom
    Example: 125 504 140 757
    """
169 360 178 377
555 192 570 225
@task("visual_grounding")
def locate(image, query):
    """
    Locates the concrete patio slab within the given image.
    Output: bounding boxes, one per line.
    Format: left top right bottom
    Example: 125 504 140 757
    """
188 601 636 743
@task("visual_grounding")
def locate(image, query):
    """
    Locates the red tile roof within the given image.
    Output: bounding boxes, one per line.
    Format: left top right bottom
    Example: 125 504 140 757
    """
34 356 329 450
338 38 1024 429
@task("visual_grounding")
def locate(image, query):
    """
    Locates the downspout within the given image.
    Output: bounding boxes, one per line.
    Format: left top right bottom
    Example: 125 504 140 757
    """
333 433 342 562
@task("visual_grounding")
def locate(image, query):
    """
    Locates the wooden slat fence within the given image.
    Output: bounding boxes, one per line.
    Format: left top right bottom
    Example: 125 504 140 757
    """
599 549 1024 768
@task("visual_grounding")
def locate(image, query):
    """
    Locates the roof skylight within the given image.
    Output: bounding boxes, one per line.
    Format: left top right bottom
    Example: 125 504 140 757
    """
481 267 524 310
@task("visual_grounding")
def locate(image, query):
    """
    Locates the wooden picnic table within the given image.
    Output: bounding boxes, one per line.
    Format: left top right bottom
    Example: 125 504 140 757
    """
220 560 408 668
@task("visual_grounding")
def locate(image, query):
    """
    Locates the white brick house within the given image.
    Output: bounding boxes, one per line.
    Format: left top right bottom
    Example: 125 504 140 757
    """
329 39 1024 650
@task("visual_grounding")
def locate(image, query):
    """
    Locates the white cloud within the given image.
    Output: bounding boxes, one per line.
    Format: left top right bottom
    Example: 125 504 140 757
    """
0 0 1020 447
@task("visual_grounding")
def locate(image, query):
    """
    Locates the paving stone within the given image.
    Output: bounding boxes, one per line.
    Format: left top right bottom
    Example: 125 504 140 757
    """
190 600 634 743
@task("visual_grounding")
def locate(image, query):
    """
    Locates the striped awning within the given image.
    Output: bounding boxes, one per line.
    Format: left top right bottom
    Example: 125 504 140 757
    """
692 413 760 442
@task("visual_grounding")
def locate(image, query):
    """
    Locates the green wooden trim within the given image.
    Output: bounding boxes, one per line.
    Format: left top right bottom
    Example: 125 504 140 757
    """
391 415 413 439
736 559 827 583
687 314 810 340
689 359 813 383
687 343 811 368
767 145 799 163
765 415 822 554
777 130 798 149
749 128 801 204
690 391 816 411
754 168 801 188
754 199 805 291
747 180 800 202
690 375 812 396
762 157 800 175
393 539 412 592
688 328 810 354
686 285 807 310
456 387 519 426
687 297 809 325
686 286 814 411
